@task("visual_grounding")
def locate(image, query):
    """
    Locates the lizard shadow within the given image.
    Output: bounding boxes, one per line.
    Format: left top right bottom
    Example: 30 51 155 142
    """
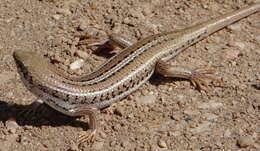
150 73 188 86
0 100 90 130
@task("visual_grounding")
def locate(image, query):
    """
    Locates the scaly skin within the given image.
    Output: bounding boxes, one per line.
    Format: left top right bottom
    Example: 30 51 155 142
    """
13 2 260 142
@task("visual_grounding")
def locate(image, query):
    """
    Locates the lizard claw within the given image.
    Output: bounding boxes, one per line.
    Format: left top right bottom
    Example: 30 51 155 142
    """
189 68 222 91
78 129 96 143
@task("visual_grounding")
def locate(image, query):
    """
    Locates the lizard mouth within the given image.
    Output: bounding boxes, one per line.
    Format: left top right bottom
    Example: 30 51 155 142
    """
13 50 28 77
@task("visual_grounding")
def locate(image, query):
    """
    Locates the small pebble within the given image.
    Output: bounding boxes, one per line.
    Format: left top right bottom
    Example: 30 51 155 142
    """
234 42 246 50
123 17 134 26
224 49 240 60
190 121 211 134
203 113 218 121
224 129 232 137
201 3 209 9
69 59 84 70
99 131 107 139
129 8 144 19
198 100 223 109
237 136 255 148
5 18 14 23
136 94 157 104
56 8 72 16
175 94 185 101
19 136 30 145
53 55 65 63
121 140 130 148
78 22 88 31
227 23 241 31
112 23 122 33
142 5 153 16
52 14 62 20
158 139 167 148
75 50 90 59
171 114 181 121
137 127 147 133
110 140 117 147
114 107 124 116
5 119 19 134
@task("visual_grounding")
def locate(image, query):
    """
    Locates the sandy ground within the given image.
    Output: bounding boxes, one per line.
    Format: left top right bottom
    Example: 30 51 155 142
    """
0 0 259 150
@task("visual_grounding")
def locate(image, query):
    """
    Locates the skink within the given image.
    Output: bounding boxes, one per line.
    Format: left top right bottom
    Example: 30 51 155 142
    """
13 3 260 142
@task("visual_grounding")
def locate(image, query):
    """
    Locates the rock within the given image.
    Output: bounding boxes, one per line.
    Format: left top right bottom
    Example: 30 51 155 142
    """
114 107 124 116
203 113 218 121
121 140 130 148
142 4 153 16
171 114 181 121
198 100 223 109
224 49 240 60
56 8 72 16
69 59 84 70
224 129 232 137
110 140 117 147
123 17 135 26
129 8 144 19
75 50 89 59
190 121 211 134
52 14 62 20
5 119 19 134
99 131 107 139
136 94 157 104
234 42 246 50
78 22 88 31
158 139 167 148
19 135 30 145
237 136 255 148
227 23 241 31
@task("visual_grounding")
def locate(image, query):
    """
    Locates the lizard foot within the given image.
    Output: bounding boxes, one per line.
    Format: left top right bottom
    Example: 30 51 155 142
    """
78 129 96 143
189 68 222 91
76 33 108 48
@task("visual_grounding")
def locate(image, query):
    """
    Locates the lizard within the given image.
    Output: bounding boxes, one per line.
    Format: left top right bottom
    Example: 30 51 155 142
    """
13 2 260 142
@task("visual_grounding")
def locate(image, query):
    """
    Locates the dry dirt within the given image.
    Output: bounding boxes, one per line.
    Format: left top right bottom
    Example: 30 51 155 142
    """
0 0 259 151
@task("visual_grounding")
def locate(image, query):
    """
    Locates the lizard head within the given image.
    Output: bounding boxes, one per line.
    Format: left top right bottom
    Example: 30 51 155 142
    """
13 49 50 73
13 49 52 87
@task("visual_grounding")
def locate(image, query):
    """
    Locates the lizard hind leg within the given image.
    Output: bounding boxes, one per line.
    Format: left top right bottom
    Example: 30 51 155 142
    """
68 106 99 143
155 60 221 91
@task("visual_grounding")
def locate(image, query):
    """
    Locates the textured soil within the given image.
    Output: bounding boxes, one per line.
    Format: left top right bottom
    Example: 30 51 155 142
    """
0 0 259 151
